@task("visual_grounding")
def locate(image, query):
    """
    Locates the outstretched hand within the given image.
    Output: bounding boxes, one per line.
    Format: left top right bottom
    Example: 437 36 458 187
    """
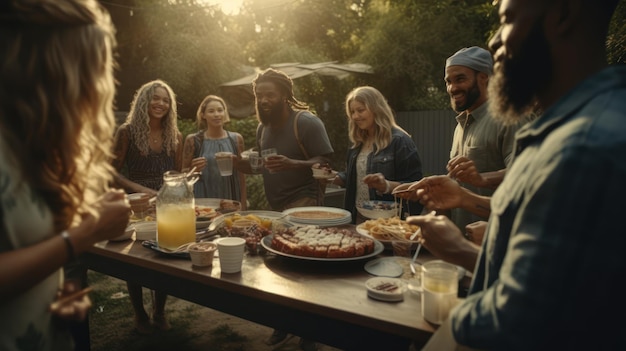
393 175 465 211
406 212 479 272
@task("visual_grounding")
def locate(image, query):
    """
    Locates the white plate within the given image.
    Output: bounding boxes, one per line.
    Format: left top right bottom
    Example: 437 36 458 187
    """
260 235 384 262
365 277 406 302
208 210 285 231
356 223 420 250
282 206 351 226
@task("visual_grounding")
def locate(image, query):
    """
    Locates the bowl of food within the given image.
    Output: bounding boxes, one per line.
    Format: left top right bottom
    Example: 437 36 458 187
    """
188 242 217 267
133 221 157 241
356 200 398 219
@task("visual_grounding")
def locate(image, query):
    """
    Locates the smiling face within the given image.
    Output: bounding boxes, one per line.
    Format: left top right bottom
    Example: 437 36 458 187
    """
254 81 286 125
348 99 376 134
202 100 226 129
488 0 552 124
148 86 171 120
444 66 486 113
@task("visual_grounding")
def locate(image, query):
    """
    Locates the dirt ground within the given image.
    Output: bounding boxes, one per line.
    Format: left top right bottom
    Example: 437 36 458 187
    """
88 272 344 351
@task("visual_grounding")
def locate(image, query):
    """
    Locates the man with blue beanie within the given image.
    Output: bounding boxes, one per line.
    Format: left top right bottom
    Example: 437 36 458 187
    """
443 46 525 233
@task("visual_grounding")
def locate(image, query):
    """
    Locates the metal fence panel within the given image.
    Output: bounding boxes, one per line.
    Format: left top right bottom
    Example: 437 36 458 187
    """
396 110 457 176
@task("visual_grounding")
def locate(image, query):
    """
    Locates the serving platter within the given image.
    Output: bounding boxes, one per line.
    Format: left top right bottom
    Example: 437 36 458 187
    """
356 223 420 250
282 206 352 227
260 235 384 262
141 240 190 259
208 210 285 231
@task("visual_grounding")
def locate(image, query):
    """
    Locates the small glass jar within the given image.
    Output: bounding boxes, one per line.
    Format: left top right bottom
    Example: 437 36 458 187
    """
156 171 196 250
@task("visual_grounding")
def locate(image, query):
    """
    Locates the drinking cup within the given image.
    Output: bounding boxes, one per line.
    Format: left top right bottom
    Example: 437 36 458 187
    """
215 151 234 176
188 242 217 267
216 237 246 273
421 260 458 324
249 154 263 173
261 148 278 173
128 192 150 220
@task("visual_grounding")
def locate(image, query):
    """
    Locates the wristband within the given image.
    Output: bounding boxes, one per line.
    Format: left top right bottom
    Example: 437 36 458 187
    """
377 180 391 195
61 231 76 262
384 180 391 194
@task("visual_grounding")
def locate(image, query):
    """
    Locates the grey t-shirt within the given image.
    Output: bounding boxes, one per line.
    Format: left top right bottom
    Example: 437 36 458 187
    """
257 110 334 210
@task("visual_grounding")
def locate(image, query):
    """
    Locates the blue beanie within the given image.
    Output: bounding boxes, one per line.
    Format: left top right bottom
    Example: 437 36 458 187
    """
445 46 493 75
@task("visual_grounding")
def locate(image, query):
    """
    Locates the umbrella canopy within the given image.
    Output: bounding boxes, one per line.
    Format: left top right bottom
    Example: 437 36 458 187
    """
219 61 373 118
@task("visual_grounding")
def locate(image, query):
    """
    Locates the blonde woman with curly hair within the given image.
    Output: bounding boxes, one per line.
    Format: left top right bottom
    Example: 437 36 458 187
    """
0 0 131 349
113 80 183 196
182 95 247 207
111 80 183 333
333 86 423 223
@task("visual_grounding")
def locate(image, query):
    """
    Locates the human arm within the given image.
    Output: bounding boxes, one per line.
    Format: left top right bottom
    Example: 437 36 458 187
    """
405 213 479 272
447 156 507 189
182 134 207 173
0 189 130 300
174 131 184 172
234 133 247 210
394 175 492 218
264 154 332 173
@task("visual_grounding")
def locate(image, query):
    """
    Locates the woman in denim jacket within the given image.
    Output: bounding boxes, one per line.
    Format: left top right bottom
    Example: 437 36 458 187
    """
334 86 423 223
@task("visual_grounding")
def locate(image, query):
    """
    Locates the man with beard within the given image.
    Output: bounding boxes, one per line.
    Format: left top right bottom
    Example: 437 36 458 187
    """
404 0 626 350
443 46 524 232
251 68 334 212
251 68 333 351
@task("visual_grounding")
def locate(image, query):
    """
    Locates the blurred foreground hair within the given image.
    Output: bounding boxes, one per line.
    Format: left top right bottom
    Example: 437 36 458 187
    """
0 0 118 231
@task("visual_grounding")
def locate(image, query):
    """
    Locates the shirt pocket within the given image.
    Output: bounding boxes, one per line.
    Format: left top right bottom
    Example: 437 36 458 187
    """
371 153 395 176
465 146 488 172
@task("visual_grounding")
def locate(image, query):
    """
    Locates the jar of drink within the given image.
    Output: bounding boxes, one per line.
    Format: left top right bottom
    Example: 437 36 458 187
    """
156 171 196 250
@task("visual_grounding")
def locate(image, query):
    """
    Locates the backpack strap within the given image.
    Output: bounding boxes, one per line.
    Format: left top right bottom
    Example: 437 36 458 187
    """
257 110 310 160
293 110 309 159
192 131 203 158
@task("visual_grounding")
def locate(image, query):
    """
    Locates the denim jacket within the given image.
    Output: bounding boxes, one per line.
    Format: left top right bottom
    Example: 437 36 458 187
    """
339 127 423 223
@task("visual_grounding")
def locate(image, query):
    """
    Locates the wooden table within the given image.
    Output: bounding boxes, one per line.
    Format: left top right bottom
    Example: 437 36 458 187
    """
83 236 452 350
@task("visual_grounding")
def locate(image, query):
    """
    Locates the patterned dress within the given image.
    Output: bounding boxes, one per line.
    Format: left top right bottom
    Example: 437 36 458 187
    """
124 134 176 191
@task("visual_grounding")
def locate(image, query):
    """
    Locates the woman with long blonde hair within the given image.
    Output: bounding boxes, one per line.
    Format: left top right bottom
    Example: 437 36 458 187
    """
0 0 131 349
112 80 183 333
334 86 423 223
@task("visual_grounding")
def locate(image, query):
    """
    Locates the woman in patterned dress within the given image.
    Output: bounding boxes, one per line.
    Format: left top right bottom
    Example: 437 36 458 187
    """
112 80 183 333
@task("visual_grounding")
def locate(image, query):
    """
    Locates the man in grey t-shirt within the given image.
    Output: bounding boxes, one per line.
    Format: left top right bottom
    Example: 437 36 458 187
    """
253 68 334 212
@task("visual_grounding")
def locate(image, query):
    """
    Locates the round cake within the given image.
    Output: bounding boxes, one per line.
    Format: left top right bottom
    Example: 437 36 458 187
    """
271 225 375 258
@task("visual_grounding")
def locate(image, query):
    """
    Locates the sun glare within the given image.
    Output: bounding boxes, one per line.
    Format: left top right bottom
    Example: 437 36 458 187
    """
200 0 244 15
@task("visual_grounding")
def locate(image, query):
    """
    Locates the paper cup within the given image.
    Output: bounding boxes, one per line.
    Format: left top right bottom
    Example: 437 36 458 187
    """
216 237 246 273
189 242 217 267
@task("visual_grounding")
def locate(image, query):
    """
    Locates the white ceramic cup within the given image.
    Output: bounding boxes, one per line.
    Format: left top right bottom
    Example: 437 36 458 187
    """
215 151 234 176
216 237 246 273
421 260 458 324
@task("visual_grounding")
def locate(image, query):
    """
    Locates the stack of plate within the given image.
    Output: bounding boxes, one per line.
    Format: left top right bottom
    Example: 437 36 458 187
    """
282 206 352 227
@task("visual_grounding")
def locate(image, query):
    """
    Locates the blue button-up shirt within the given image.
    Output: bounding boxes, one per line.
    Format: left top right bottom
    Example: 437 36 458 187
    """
452 65 626 350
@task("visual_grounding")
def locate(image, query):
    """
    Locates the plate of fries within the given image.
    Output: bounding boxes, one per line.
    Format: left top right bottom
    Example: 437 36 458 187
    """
356 217 421 249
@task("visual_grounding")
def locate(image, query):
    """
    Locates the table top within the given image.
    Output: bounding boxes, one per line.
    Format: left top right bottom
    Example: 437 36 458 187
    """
84 232 463 350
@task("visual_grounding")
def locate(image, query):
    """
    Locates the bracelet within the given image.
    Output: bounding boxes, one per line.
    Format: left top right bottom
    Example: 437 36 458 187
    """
61 231 76 262
377 180 391 196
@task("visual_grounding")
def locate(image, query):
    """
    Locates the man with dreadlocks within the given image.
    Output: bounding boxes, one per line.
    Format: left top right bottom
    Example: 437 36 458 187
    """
252 68 332 350
252 68 334 212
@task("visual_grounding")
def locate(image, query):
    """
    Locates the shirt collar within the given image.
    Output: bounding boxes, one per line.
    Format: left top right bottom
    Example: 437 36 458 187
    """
455 100 489 125
515 65 626 154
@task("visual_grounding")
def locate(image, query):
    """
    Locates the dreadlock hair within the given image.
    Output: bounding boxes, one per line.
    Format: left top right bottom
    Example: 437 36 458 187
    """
252 68 309 110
